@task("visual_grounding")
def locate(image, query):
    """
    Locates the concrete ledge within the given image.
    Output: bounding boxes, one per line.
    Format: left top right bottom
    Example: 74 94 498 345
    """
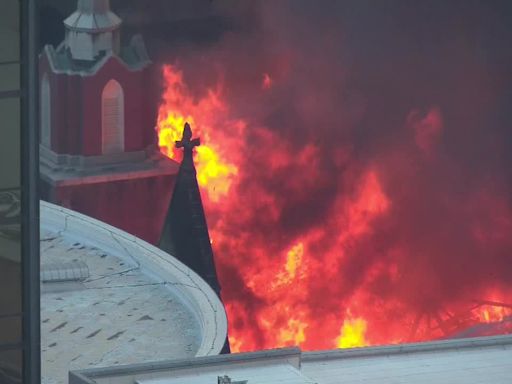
40 146 179 186
302 334 512 362
41 201 227 358
68 335 512 384
40 145 150 168
70 348 301 384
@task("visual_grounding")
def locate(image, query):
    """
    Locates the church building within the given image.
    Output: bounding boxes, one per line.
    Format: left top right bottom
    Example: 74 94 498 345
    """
39 0 229 353
39 0 178 244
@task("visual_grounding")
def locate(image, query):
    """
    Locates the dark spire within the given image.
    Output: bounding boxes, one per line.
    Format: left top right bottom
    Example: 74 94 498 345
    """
159 122 222 295
159 123 231 353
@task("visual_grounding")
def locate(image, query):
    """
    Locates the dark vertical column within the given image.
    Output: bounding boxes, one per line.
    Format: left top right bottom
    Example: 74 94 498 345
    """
0 0 25 382
21 0 41 382
159 124 230 353
0 0 41 382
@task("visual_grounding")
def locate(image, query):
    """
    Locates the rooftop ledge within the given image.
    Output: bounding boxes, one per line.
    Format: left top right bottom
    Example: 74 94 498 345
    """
69 334 512 384
41 201 228 358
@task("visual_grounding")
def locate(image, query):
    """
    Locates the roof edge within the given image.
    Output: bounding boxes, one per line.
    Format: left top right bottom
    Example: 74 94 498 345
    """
302 334 512 362
41 44 151 77
71 347 301 379
41 201 228 359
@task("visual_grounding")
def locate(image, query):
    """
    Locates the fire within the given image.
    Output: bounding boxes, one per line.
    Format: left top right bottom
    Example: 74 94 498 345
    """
273 242 305 287
228 335 243 353
195 146 238 201
336 317 368 348
473 301 512 324
278 318 307 346
285 243 304 280
344 171 390 239
156 65 239 202
156 63 512 353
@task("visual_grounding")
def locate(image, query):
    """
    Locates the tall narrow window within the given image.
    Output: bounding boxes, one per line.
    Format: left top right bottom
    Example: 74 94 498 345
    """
101 79 124 154
41 73 51 147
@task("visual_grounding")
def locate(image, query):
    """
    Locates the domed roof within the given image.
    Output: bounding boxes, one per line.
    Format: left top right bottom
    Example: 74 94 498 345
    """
40 202 227 384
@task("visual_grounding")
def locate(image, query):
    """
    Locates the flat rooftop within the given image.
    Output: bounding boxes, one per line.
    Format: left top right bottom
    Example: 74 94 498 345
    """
301 336 512 384
70 335 512 384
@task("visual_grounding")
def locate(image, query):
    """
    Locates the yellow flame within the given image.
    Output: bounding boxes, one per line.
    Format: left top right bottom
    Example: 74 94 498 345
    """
196 146 238 202
273 242 305 288
475 304 510 323
156 65 238 202
336 317 368 348
228 335 243 353
285 242 304 279
278 318 307 346
157 114 194 158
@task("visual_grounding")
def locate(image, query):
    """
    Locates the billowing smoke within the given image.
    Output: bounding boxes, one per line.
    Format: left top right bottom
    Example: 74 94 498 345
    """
45 0 512 350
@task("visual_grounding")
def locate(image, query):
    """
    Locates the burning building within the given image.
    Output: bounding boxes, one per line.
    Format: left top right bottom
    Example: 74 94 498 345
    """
40 0 512 355
38 1 229 341
152 0 512 352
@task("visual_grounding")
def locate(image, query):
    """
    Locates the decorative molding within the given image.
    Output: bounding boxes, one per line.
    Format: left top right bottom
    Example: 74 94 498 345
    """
42 42 151 78
39 143 150 168
70 348 302 384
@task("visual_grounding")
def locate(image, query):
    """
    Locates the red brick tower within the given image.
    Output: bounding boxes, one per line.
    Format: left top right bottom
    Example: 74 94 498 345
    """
39 0 177 244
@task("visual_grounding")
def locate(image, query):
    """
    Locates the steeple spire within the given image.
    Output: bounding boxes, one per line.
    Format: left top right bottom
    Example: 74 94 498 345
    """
159 123 222 296
160 123 231 353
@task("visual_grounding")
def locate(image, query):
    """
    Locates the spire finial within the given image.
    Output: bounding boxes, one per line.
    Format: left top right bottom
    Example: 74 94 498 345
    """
176 122 200 151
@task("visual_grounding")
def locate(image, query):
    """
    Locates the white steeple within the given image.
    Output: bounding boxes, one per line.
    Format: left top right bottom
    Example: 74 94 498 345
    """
64 0 122 61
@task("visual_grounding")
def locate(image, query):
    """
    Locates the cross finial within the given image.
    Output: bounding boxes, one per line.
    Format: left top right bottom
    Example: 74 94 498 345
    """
176 122 200 151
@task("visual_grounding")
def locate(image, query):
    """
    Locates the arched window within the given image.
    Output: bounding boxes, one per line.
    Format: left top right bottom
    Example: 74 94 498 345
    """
41 73 51 147
101 79 124 154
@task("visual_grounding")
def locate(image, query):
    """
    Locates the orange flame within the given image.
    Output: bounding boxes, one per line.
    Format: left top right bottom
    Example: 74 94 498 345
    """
278 318 307 346
273 242 305 288
473 302 511 324
156 65 239 202
155 66 394 348
156 63 512 353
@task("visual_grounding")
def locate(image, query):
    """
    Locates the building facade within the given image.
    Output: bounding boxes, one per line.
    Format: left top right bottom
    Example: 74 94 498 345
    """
39 0 178 244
